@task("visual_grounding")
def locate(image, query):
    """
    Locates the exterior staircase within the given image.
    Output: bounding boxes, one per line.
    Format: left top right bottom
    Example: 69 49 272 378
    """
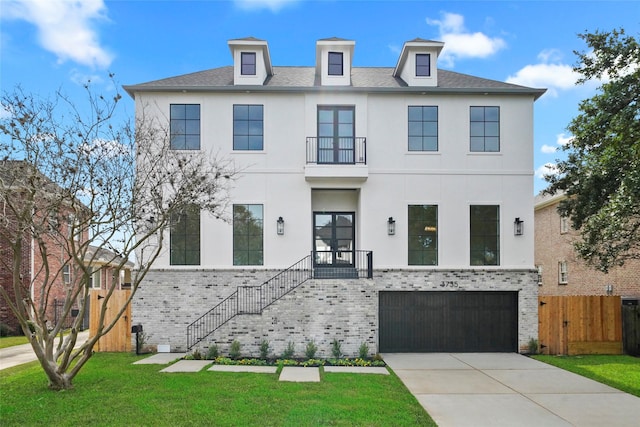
186 251 373 350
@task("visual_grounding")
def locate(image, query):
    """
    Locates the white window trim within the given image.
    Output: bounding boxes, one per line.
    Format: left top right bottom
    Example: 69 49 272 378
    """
558 261 568 285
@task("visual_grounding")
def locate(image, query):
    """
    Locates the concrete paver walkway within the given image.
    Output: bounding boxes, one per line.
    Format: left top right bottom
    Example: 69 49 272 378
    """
133 353 186 365
383 353 640 427
160 360 210 372
279 366 320 382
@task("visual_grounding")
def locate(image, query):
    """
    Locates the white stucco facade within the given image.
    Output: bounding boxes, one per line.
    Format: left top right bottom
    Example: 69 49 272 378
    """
126 37 545 355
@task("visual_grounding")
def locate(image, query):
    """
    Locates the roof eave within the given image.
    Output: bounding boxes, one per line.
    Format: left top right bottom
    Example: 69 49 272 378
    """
123 84 547 99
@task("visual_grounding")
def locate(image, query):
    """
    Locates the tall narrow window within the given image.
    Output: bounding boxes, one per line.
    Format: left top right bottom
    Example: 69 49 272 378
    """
416 53 431 76
233 204 263 266
233 105 263 150
537 265 543 286
470 205 500 266
560 215 569 234
408 106 438 151
408 205 438 265
470 106 500 152
62 264 71 284
170 205 201 265
170 104 200 150
90 268 101 289
558 261 568 284
241 52 256 75
328 52 343 76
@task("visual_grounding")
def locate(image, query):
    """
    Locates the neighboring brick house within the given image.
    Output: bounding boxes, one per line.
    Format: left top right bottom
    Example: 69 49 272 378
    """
535 192 640 297
0 161 132 335
125 37 545 356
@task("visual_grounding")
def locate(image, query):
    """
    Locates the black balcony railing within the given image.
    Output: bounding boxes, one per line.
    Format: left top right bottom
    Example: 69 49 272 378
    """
306 137 367 165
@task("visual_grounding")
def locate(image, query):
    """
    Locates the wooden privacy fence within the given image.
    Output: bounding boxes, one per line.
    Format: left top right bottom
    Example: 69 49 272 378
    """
538 295 622 355
89 289 132 352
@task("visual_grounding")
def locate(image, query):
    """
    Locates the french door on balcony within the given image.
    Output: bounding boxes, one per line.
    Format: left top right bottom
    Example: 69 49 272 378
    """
317 106 355 164
313 212 355 267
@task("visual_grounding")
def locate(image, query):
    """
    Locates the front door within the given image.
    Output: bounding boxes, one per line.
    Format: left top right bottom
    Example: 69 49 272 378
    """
313 212 355 267
317 106 355 164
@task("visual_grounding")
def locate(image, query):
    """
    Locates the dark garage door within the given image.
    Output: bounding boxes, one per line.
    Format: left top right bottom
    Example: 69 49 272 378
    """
379 291 518 352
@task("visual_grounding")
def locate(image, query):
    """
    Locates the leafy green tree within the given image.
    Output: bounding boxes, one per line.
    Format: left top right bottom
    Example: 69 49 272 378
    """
546 29 640 272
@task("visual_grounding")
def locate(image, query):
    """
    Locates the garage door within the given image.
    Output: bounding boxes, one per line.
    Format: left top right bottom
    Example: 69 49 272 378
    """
379 291 518 352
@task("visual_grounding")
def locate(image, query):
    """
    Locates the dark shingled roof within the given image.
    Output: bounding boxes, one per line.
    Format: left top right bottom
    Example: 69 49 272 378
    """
124 66 546 98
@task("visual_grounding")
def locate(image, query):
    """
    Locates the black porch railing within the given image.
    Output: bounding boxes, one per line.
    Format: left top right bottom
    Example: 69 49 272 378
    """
186 250 373 350
306 137 367 165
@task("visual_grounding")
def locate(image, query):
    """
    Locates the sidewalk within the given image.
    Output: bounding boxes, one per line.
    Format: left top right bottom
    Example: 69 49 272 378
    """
0 330 90 370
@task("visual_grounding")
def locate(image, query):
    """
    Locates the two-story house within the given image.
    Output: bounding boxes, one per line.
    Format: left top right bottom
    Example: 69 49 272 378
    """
535 191 640 298
125 37 545 356
0 160 133 335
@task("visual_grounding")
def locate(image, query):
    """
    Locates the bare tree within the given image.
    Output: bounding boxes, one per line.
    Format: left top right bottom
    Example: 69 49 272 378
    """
0 78 235 390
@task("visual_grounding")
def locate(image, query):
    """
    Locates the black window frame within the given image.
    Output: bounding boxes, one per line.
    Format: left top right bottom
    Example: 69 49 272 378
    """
170 205 201 266
170 104 200 150
416 53 431 77
408 106 438 151
328 52 343 76
241 52 256 75
470 205 500 266
233 104 264 151
233 204 264 266
470 106 500 152
408 205 438 265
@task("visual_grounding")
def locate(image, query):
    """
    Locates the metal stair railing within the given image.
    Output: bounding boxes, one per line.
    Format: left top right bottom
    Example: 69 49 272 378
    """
186 254 313 350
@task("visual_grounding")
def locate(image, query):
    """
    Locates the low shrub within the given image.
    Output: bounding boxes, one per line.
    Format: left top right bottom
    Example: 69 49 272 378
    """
259 339 270 359
305 340 318 359
358 342 369 359
206 344 219 360
229 340 241 359
331 338 342 359
282 342 295 359
302 358 325 367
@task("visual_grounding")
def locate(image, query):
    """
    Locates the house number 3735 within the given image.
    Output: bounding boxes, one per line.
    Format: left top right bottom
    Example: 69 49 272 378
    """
440 281 459 288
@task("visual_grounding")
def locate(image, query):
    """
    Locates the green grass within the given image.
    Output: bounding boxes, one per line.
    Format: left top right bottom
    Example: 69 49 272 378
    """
0 353 435 426
533 354 640 397
0 335 28 349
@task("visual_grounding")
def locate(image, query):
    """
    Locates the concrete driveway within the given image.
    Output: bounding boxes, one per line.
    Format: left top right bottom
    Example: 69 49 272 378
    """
383 353 640 427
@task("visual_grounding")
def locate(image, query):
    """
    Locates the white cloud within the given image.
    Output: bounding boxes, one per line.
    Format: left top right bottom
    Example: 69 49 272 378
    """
388 44 401 55
426 12 506 67
2 0 112 69
541 144 557 154
535 163 559 179
556 133 573 146
234 0 300 12
507 63 578 97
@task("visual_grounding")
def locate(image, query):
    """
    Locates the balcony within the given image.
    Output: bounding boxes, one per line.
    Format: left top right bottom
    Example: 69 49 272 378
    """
305 137 368 182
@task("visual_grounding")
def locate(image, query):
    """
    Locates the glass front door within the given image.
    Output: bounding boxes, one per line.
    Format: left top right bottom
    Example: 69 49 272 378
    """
317 106 355 164
313 212 355 267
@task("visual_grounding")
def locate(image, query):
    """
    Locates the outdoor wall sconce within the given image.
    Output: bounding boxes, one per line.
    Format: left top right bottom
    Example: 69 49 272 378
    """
514 217 524 236
605 284 614 295
387 217 396 235
277 216 285 235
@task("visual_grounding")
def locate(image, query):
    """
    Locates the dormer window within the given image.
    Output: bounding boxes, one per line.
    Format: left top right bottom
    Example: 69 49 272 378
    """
241 52 256 75
416 53 431 76
328 52 343 76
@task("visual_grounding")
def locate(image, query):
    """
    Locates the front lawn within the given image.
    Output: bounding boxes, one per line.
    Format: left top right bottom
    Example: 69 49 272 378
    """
0 335 28 349
0 353 435 426
533 354 640 397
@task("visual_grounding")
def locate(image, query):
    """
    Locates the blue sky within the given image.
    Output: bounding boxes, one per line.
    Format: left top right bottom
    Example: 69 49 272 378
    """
1 0 638 194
